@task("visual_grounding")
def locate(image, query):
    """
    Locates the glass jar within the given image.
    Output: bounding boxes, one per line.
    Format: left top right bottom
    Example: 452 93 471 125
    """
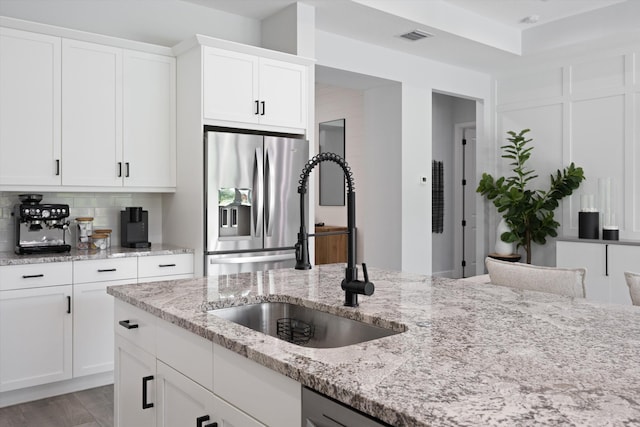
93 229 112 249
75 217 94 250
90 233 109 250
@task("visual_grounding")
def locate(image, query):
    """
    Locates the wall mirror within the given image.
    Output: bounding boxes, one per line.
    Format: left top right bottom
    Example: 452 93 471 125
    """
319 119 346 206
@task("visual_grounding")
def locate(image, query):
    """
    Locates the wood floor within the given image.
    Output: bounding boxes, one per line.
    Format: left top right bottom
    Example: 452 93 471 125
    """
0 385 113 427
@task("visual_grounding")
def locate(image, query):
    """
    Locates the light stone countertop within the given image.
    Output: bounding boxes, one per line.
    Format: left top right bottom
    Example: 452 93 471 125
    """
107 264 640 426
0 244 194 266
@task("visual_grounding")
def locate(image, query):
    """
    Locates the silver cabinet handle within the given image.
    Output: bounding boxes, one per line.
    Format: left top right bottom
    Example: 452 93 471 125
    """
209 254 293 264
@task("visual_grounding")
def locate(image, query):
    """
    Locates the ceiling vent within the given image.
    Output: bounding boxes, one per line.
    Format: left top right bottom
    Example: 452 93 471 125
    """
399 29 434 41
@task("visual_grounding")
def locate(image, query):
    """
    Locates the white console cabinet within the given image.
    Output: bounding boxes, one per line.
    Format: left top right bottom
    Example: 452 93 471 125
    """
114 299 298 427
556 240 639 305
203 47 307 130
0 262 73 392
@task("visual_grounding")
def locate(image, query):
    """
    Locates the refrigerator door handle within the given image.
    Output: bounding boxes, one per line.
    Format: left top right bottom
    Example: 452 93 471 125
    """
253 147 263 238
209 253 294 264
265 148 274 237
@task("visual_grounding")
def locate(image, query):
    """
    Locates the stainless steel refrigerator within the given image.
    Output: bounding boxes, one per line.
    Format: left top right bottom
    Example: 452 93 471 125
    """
204 130 308 275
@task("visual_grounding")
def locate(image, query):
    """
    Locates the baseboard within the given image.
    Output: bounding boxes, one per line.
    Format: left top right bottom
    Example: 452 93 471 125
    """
0 371 113 408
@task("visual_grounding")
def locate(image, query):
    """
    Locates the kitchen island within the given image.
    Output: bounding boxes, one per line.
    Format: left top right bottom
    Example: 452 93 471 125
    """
107 264 640 426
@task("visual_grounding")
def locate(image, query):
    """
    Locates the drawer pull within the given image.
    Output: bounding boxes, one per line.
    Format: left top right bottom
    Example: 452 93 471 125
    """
142 375 154 409
158 264 176 268
119 320 139 329
22 274 44 279
197 415 217 427
98 268 117 273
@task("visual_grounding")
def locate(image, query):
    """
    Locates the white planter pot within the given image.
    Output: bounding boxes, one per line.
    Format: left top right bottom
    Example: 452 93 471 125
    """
495 218 514 255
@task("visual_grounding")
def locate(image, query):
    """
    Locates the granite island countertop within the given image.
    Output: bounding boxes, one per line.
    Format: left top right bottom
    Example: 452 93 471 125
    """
107 264 640 426
0 244 194 266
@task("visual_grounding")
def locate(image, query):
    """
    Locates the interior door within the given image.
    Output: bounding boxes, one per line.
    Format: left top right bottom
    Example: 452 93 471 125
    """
206 131 264 253
263 136 309 250
462 127 477 276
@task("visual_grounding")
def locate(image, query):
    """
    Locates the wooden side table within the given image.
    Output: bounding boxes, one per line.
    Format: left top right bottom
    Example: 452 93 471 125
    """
314 225 348 265
488 253 522 263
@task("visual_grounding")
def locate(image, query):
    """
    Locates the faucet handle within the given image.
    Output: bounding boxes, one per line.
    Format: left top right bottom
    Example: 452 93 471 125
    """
362 263 369 283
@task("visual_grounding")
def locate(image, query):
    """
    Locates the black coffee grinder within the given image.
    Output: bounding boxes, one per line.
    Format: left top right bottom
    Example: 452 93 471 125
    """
120 207 151 248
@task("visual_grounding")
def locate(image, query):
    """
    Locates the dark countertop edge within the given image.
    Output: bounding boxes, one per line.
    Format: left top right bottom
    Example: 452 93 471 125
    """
0 245 195 266
557 236 640 246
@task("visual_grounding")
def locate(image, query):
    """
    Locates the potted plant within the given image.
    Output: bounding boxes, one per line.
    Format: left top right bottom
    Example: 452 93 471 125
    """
476 129 585 264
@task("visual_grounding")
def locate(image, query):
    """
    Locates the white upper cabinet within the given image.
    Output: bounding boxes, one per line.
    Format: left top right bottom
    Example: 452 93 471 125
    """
258 57 307 130
203 48 258 125
203 47 307 131
0 28 61 186
62 39 123 187
123 50 176 188
62 40 176 189
0 24 176 192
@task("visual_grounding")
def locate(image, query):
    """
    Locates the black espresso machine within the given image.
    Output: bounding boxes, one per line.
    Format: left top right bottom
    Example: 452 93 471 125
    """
12 194 71 254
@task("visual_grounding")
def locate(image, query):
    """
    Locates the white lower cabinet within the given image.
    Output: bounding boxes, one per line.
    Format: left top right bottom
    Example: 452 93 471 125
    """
114 299 298 427
0 262 73 393
0 284 73 392
157 361 263 427
114 335 156 427
138 253 194 284
73 258 137 378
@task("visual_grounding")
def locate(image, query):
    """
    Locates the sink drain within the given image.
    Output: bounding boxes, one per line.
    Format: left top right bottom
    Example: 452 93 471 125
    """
277 318 314 345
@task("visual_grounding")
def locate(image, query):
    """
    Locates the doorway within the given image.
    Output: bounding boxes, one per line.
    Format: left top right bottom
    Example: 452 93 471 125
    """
431 92 477 278
454 124 477 278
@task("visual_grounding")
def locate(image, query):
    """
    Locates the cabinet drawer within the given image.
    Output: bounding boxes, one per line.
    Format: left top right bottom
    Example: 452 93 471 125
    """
0 262 72 291
138 254 193 279
114 300 156 355
74 258 137 284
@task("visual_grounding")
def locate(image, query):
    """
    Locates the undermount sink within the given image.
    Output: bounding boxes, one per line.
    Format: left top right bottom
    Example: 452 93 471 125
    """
208 302 403 348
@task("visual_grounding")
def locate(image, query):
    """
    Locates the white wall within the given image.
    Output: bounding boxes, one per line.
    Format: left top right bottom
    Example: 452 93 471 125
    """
314 83 363 228
363 84 402 270
315 29 493 274
495 45 640 266
0 191 163 251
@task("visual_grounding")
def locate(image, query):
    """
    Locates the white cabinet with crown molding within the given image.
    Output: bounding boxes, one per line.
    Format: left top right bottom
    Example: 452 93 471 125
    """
0 28 61 186
202 46 307 132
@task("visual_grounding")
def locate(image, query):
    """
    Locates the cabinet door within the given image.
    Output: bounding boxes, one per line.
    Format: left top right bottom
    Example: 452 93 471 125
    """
0 28 61 186
0 285 72 392
157 361 264 427
258 58 307 129
114 335 156 427
62 39 122 186
73 280 127 377
203 47 259 124
608 244 637 305
123 50 176 188
556 241 609 302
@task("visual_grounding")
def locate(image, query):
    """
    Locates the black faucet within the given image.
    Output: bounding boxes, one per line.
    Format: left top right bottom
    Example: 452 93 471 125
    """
294 152 374 307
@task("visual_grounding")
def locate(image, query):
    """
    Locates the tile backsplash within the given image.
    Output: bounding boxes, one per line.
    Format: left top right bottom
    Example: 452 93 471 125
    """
0 192 163 252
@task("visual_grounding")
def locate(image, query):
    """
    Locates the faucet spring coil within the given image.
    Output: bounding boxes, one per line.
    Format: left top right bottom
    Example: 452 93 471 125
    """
298 152 354 194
